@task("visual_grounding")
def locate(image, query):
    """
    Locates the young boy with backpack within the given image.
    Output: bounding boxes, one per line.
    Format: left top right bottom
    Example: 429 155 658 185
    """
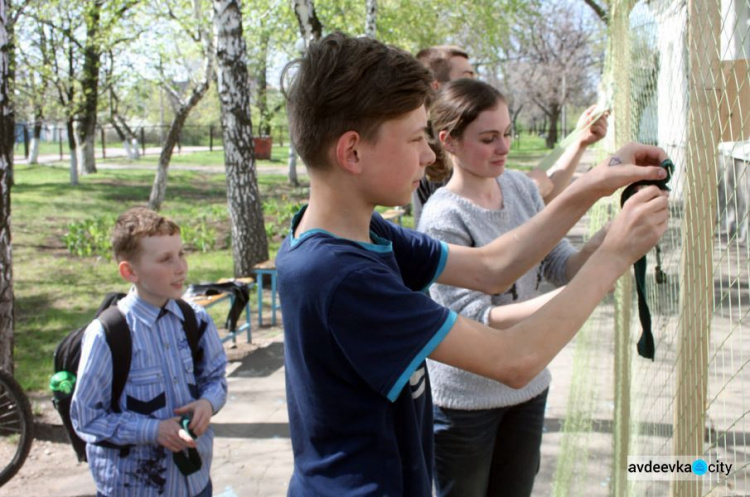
277 32 669 495
70 207 227 497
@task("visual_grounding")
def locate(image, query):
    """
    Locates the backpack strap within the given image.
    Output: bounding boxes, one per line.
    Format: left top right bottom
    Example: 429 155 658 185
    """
97 305 133 457
175 299 207 368
99 306 131 413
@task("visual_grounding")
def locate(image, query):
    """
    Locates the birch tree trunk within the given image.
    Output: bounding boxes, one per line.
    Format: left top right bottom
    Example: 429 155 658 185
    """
292 0 322 45
75 0 103 175
365 0 377 38
213 0 268 277
0 0 14 372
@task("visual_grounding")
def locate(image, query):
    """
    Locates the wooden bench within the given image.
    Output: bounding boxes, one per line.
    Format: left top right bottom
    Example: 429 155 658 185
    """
184 277 254 344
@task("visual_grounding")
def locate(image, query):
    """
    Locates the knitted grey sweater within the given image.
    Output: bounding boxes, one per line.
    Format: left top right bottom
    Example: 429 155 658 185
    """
418 170 577 409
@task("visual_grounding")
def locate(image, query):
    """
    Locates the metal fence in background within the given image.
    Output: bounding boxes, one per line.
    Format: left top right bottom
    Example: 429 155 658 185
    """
12 123 290 161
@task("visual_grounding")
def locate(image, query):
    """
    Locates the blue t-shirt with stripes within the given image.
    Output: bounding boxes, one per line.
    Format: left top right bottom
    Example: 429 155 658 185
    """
277 208 456 496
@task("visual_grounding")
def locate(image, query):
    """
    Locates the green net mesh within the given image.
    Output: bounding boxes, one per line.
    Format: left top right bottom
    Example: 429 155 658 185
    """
552 1 750 495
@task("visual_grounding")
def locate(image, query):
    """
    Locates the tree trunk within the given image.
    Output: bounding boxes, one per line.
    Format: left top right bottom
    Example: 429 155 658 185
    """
28 114 41 164
116 115 140 159
148 106 191 210
0 0 14 373
150 0 213 211
67 118 78 185
213 0 268 277
510 104 523 137
292 0 322 45
75 0 103 175
365 0 377 38
111 118 139 160
110 88 140 160
257 26 270 137
58 38 77 185
288 143 298 186
74 125 96 174
148 70 213 210
545 105 561 149
111 120 133 159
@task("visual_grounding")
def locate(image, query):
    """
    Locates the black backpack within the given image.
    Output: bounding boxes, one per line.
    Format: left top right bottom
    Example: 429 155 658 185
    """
51 292 207 462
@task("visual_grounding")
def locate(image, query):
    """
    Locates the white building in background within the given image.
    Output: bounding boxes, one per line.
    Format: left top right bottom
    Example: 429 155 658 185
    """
636 0 750 204
649 0 688 198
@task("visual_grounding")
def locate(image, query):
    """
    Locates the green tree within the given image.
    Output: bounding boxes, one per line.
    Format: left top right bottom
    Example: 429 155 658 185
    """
15 4 79 182
16 0 142 178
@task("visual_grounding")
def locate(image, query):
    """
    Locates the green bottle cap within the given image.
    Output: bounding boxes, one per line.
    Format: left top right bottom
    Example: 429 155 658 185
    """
50 371 76 394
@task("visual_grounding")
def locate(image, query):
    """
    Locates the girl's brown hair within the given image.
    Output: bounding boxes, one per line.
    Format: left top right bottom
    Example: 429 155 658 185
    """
427 79 507 179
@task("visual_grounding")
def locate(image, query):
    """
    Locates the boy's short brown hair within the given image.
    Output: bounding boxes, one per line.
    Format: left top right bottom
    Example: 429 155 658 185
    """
415 45 470 84
112 207 180 262
282 32 433 169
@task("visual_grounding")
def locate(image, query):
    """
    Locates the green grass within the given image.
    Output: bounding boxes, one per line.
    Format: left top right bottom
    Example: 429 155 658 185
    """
13 140 63 157
11 162 307 392
507 132 552 171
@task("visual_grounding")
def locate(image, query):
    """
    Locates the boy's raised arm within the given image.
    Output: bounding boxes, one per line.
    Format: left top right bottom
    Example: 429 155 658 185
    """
437 142 669 295
430 184 669 387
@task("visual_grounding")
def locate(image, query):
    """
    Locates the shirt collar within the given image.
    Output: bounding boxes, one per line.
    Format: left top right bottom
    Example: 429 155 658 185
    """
121 289 184 328
289 204 394 253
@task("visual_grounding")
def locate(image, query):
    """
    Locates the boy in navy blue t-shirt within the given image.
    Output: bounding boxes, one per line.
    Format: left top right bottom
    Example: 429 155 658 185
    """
277 32 670 496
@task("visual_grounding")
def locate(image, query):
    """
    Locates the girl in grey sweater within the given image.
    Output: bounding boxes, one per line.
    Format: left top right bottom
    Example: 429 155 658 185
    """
418 79 607 497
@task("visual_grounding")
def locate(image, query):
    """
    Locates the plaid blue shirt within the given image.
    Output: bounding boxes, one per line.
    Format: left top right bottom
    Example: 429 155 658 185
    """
71 292 228 497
